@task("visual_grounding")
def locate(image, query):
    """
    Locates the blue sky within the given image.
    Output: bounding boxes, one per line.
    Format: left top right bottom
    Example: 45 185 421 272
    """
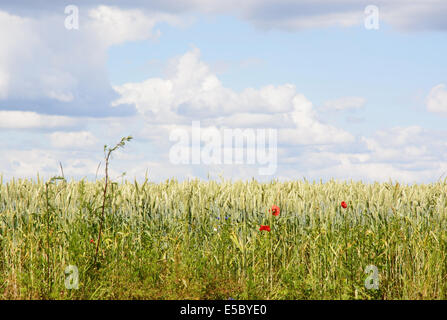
108 15 447 134
1 1 447 183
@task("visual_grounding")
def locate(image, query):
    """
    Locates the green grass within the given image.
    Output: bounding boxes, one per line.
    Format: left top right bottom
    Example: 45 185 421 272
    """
1 176 447 299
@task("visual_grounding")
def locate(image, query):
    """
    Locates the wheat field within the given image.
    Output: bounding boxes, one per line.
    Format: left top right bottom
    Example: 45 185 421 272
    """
1 175 447 299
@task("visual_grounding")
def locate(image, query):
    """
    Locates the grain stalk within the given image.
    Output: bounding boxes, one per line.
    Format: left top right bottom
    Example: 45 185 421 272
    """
44 176 65 297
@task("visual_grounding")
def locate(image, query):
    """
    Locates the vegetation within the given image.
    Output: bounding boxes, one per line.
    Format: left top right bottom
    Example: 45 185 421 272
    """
1 138 447 299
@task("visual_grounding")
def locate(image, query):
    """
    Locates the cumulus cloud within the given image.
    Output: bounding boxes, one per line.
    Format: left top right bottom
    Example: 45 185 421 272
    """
87 6 181 46
50 131 98 149
426 84 447 115
113 48 354 146
0 2 445 118
1 117 447 183
270 123 447 183
2 1 447 34
0 111 80 129
322 96 366 111
0 148 102 179
235 0 447 31
4 149 60 178
0 2 446 183
0 6 180 116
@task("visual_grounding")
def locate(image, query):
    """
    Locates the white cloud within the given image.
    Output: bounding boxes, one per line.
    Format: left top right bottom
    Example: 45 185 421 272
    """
361 137 428 162
113 48 354 145
426 84 447 115
112 48 297 118
273 124 447 183
3 0 447 33
371 126 424 147
50 131 98 149
0 116 446 184
322 96 366 111
87 5 181 46
252 8 363 30
112 0 447 31
0 2 446 182
0 149 101 179
0 7 180 115
0 10 74 102
5 149 59 178
0 111 79 129
238 0 447 31
0 69 9 99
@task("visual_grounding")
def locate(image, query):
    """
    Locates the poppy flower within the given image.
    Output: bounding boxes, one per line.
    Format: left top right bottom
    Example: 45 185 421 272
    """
90 239 95 244
341 201 348 209
269 205 280 216
259 225 271 232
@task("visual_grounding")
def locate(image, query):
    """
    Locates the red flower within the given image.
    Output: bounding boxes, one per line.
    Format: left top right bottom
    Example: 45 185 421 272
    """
90 239 95 244
341 201 348 209
269 205 280 216
259 225 271 232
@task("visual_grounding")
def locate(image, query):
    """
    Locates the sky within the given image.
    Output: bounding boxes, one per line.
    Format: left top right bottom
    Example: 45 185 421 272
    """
0 0 447 183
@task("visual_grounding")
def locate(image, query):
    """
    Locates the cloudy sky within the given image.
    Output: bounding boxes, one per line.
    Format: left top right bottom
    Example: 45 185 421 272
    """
1 0 447 183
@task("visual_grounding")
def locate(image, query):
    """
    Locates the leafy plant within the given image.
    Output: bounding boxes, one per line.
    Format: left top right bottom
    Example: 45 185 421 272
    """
94 136 133 266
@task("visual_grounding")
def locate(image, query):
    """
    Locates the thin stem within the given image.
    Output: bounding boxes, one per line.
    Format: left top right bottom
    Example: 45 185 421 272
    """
95 154 110 265
45 182 50 295
93 136 132 267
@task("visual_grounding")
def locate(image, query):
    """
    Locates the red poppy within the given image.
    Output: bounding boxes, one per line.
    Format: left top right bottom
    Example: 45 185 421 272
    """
341 201 348 209
90 239 95 244
269 205 280 216
259 225 271 232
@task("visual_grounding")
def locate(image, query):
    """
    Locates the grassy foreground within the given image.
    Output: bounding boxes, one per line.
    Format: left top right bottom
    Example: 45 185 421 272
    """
1 177 447 299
